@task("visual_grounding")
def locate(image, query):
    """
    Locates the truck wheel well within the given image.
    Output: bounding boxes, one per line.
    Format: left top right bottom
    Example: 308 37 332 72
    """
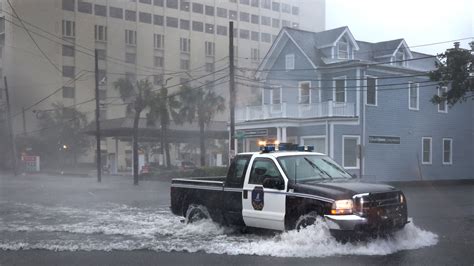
287 203 323 230
181 193 202 217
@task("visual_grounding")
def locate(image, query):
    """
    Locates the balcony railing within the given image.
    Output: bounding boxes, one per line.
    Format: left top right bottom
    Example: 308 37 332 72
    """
236 101 356 122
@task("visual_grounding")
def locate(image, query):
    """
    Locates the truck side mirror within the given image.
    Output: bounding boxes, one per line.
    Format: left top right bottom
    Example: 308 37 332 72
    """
262 177 284 190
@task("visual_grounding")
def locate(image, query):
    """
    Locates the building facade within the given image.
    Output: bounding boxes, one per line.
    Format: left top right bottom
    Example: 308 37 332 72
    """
235 26 473 181
3 0 325 170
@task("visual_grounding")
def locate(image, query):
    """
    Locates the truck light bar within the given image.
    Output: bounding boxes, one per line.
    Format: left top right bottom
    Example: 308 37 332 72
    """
259 142 315 153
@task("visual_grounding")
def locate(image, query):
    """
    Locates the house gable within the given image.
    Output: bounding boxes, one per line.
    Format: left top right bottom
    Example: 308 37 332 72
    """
257 28 317 79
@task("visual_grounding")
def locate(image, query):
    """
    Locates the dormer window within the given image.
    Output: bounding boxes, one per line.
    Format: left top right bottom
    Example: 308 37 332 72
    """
394 49 406 67
338 38 348 59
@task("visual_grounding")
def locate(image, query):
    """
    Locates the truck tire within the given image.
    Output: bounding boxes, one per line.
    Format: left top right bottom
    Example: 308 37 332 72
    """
185 204 210 224
294 211 319 231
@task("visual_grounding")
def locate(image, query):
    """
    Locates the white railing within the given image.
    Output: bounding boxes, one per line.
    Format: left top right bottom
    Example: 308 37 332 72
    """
236 101 356 122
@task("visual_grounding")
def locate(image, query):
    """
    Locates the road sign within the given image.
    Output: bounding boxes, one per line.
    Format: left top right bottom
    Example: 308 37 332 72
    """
369 136 401 144
237 129 268 138
21 155 40 172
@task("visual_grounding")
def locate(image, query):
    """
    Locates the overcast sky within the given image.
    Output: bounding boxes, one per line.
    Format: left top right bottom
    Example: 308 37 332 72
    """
300 0 473 55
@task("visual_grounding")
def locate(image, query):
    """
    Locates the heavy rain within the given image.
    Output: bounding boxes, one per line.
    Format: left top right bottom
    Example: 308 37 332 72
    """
0 0 472 265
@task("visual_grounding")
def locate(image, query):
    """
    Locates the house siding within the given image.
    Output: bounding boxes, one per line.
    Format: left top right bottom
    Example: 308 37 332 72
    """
236 27 473 182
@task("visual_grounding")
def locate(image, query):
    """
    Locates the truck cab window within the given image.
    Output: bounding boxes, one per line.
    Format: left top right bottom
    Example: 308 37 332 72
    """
227 156 250 187
249 158 282 185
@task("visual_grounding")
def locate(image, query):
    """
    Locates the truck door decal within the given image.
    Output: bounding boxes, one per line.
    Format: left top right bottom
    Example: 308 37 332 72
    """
251 187 264 210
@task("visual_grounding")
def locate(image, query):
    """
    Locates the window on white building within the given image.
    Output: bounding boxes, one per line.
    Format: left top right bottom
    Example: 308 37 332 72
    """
154 56 164 67
62 86 75 98
366 77 377 105
422 137 432 164
125 53 136 64
409 82 419 110
343 136 360 169
62 20 75 37
438 86 448 113
442 138 452 164
285 54 295 70
180 38 191 53
298 81 311 104
154 34 164 49
125 29 137 45
180 59 190 70
205 62 214 72
251 48 259 61
205 41 215 56
95 25 107 42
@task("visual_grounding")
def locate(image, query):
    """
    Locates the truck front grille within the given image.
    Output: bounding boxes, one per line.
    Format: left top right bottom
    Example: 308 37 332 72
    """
353 191 404 216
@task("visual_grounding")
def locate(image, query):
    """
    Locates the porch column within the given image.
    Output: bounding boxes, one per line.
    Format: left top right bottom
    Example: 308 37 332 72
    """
281 127 287 143
276 127 281 142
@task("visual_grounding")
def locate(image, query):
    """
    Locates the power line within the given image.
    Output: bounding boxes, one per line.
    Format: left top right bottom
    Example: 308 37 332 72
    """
1 11 229 77
235 75 441 91
102 75 230 108
6 0 62 74
235 72 433 82
235 36 474 61
239 54 438 73
14 110 94 137
235 81 442 93
9 71 90 119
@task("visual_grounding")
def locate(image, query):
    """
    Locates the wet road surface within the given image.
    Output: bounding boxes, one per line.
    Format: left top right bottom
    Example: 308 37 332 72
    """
0 173 473 265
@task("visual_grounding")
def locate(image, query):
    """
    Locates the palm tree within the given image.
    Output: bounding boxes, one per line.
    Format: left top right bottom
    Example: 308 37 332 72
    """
147 79 180 168
113 78 153 185
178 86 225 166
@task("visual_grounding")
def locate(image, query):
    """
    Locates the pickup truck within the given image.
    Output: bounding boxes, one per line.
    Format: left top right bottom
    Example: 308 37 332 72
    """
170 148 408 236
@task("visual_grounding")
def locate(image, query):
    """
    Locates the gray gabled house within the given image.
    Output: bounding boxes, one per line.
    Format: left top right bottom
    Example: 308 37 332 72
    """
235 26 473 181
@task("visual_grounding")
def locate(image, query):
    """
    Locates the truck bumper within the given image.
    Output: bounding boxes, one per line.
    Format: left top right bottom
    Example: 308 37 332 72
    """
324 214 408 233
324 214 367 231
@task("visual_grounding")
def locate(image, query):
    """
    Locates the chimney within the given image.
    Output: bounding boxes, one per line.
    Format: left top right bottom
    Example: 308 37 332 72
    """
454 42 460 49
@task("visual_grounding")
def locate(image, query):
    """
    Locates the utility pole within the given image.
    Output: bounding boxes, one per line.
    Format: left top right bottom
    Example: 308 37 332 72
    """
22 107 26 135
94 49 102 182
229 21 236 162
4 77 18 176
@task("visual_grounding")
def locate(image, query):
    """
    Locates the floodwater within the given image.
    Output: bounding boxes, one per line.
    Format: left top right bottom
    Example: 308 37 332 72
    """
0 201 438 257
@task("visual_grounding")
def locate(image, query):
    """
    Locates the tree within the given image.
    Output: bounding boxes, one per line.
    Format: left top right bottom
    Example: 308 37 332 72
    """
177 86 225 166
18 103 90 168
429 42 474 106
114 78 153 185
147 79 180 168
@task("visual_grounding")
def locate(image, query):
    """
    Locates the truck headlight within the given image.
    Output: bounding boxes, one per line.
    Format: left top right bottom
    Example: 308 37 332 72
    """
400 193 405 204
331 199 353 215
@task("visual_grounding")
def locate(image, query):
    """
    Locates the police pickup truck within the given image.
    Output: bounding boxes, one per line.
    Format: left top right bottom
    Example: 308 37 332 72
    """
170 144 408 236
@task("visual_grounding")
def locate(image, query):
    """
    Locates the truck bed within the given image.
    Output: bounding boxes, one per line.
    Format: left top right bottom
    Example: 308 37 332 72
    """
170 176 227 217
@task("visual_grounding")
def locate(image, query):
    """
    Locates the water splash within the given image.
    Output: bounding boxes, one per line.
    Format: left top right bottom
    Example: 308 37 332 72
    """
0 202 438 257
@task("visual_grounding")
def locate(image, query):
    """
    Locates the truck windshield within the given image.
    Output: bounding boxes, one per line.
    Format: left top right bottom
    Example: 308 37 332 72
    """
277 155 352 182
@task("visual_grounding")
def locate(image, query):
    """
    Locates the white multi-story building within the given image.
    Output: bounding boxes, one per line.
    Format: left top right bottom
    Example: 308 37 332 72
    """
3 0 325 170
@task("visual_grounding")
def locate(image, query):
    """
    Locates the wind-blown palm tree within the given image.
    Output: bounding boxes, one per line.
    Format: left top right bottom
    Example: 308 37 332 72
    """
147 82 180 168
113 78 153 185
178 86 225 166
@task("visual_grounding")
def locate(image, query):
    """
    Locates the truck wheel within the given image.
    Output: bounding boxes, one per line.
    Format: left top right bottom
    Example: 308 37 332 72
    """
295 211 319 231
185 204 210 224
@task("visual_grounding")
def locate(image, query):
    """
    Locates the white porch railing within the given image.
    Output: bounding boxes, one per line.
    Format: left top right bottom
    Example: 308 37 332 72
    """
236 101 356 122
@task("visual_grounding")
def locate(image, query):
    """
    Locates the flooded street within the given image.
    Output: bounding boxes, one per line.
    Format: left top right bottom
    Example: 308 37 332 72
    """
2 173 468 265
